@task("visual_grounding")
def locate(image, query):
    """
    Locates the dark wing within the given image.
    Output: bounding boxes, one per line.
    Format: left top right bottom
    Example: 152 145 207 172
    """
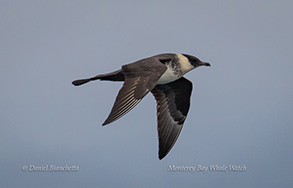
102 56 170 125
151 77 193 159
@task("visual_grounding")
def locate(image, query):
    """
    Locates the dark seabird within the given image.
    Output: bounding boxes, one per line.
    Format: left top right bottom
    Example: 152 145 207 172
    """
72 53 210 159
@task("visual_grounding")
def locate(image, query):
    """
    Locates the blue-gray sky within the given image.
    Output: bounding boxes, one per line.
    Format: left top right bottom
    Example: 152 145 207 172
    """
1 0 293 187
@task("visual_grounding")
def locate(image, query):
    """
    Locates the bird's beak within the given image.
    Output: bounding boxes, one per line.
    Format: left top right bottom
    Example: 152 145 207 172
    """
201 61 211 67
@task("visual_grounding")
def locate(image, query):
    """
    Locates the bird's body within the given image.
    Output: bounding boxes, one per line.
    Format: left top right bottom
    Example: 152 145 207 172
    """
72 53 210 159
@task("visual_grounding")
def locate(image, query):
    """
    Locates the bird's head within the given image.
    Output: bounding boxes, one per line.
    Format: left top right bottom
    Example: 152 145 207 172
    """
182 54 211 68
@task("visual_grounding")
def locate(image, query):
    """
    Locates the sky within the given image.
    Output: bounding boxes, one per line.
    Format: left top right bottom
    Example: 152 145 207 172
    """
1 0 293 187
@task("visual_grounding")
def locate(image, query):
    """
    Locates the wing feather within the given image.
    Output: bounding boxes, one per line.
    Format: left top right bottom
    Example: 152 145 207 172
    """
102 56 169 125
151 77 193 159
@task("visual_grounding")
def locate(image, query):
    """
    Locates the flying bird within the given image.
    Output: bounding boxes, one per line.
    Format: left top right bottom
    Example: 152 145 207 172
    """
72 53 210 159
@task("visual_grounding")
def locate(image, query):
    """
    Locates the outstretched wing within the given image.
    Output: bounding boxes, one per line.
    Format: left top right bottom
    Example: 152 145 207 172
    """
102 56 169 125
151 77 193 159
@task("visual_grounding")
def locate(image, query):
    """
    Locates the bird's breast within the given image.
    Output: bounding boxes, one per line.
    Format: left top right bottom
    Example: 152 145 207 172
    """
157 66 181 85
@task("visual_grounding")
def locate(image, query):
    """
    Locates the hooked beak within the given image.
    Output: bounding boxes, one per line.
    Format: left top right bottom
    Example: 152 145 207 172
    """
201 61 211 67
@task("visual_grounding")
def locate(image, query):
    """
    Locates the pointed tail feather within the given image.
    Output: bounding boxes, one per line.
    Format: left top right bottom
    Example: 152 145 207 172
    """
72 78 91 86
72 74 104 86
72 69 124 86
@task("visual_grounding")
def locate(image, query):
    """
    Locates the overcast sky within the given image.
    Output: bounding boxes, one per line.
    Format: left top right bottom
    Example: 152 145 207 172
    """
1 0 293 187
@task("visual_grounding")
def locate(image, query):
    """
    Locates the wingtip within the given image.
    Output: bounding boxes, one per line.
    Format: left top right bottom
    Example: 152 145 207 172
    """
102 118 114 126
158 152 166 160
102 118 111 126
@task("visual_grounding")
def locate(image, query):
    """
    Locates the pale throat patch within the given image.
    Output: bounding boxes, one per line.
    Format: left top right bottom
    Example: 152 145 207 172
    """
157 67 179 84
157 53 194 85
176 53 194 74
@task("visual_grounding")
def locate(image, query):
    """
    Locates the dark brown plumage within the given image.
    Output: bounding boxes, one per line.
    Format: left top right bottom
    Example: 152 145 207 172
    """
72 53 210 159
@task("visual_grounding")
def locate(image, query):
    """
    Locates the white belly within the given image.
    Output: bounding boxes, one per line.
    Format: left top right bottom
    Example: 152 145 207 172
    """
157 67 180 85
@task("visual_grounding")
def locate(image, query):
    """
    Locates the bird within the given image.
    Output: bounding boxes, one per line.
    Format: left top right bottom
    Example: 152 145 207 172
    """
72 53 210 159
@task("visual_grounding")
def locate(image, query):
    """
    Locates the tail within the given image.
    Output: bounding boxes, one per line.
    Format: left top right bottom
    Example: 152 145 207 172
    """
72 69 124 86
72 78 92 86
